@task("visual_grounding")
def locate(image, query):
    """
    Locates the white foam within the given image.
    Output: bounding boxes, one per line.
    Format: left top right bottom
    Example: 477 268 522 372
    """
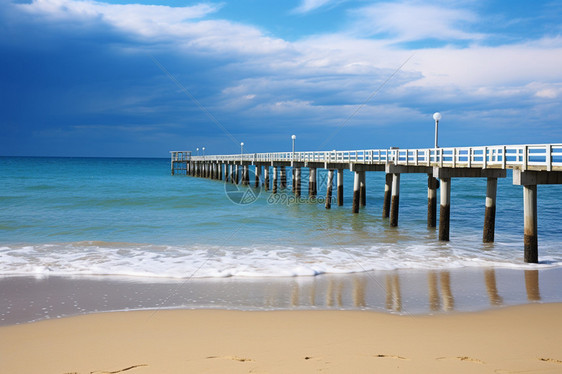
0 241 560 280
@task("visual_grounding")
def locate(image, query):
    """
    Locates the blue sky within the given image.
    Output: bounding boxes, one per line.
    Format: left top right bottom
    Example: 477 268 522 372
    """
1 0 562 157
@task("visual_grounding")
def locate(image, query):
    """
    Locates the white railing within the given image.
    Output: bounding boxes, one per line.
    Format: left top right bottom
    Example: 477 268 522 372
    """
177 144 562 171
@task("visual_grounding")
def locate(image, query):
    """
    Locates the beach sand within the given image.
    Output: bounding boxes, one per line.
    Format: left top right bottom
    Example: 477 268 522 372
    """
1 303 561 374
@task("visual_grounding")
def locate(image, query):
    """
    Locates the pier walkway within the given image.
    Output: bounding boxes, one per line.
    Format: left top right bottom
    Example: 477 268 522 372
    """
171 144 562 263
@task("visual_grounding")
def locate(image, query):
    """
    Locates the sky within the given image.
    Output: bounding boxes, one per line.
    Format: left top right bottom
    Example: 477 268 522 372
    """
1 0 562 157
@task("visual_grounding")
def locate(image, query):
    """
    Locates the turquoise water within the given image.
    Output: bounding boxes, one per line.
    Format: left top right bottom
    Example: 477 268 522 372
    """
1 156 561 279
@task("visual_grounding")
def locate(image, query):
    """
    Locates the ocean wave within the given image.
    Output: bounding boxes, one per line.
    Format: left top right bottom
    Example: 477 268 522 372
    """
1 241 560 280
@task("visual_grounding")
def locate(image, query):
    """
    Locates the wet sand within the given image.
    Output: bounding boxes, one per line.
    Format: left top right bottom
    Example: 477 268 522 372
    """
2 267 562 325
1 304 562 374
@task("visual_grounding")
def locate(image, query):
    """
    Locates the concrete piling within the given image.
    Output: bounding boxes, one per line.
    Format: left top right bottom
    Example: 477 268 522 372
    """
255 165 261 188
359 171 366 207
295 167 301 197
483 177 498 243
337 169 344 206
427 174 438 228
523 185 538 263
272 166 278 194
439 177 451 241
244 165 250 185
263 166 269 191
325 169 334 209
309 168 317 197
352 171 360 213
383 173 392 218
280 166 287 189
390 173 400 227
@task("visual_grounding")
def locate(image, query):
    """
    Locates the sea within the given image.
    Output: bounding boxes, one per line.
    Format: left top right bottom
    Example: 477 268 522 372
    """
1 156 561 323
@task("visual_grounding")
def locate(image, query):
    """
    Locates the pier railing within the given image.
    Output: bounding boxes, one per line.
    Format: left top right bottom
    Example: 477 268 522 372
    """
176 144 562 171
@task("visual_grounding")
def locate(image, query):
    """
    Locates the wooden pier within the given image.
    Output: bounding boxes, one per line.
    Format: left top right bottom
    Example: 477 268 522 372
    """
171 144 562 263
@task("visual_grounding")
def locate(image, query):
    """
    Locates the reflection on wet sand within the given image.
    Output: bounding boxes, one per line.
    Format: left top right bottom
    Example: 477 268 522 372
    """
525 270 541 301
427 271 454 311
272 268 543 312
385 273 402 312
353 278 366 307
485 269 503 306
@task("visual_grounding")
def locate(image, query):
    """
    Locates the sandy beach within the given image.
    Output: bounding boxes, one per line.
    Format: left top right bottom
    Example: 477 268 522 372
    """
1 303 561 374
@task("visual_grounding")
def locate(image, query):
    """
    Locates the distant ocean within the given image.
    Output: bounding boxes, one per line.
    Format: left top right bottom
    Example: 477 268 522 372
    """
0 156 561 280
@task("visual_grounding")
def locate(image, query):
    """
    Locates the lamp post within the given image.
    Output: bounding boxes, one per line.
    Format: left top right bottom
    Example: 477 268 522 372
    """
196 147 199 156
202 147 205 156
291 135 296 160
240 142 244 157
433 112 442 148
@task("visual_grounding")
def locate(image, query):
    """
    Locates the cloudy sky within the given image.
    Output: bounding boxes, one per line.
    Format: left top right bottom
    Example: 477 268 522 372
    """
1 0 562 157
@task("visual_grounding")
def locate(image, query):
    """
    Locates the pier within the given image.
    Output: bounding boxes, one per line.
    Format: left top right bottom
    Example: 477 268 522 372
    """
171 144 562 263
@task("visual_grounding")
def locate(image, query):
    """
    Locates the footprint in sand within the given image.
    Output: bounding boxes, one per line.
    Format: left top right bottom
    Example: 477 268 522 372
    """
539 357 562 364
206 355 255 362
375 354 409 360
436 356 485 364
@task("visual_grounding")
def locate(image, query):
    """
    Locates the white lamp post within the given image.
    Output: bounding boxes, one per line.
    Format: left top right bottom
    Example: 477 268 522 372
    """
240 142 244 157
291 135 296 160
433 112 442 148
196 147 199 156
202 147 205 156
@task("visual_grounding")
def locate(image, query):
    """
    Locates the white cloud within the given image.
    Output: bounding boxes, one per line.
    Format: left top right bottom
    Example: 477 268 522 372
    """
293 0 333 13
13 0 562 127
17 0 289 55
349 1 484 42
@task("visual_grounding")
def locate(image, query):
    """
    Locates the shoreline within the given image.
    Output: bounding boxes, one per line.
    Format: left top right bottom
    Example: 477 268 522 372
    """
1 304 561 374
2 266 561 326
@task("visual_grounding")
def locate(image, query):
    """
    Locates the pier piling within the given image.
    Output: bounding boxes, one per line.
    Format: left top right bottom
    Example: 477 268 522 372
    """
309 168 317 197
325 170 334 209
427 175 438 228
383 173 392 218
483 177 498 243
295 167 301 197
264 166 269 191
439 178 451 241
337 169 344 206
390 173 400 227
523 185 538 263
352 172 360 213
272 166 278 194
280 166 287 189
255 165 261 188
360 171 366 207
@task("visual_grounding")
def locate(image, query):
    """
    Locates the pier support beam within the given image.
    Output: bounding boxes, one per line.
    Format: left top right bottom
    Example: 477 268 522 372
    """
325 170 334 209
337 169 344 206
254 165 261 188
309 168 317 197
439 178 451 241
360 171 366 207
427 175 439 228
263 166 269 191
352 171 360 213
483 177 498 243
390 173 400 227
523 185 538 263
512 169 562 263
272 166 278 194
295 167 301 197
280 166 287 189
383 173 392 218
244 165 250 185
